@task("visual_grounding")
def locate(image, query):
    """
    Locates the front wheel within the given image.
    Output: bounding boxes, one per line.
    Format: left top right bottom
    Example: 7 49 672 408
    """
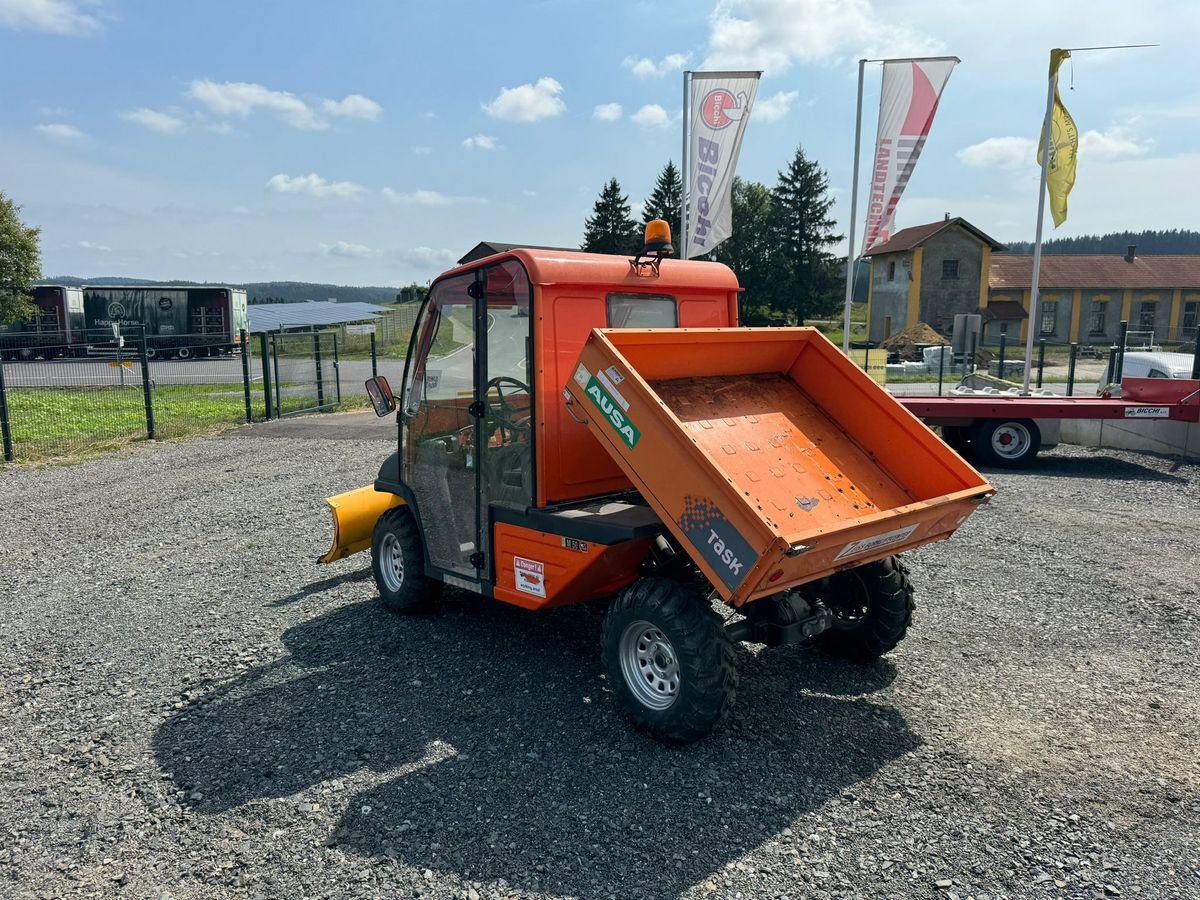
814 556 915 661
601 577 737 744
371 506 439 614
971 418 1041 467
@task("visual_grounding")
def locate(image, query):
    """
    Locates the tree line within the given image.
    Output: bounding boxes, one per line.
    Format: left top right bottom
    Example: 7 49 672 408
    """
581 147 844 325
1006 229 1200 255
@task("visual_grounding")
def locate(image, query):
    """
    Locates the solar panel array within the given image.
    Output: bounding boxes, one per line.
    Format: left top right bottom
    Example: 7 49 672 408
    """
247 301 393 333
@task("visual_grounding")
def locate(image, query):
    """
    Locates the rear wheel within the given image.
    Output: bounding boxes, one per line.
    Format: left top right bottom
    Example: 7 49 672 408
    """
972 418 1041 467
371 506 439 614
176 346 193 361
601 577 736 744
814 556 915 661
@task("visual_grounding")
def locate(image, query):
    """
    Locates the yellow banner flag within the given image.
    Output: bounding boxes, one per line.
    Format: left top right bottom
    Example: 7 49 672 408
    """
1037 49 1078 227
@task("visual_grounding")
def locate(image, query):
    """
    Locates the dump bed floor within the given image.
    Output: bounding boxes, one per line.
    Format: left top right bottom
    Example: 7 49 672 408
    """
652 374 914 535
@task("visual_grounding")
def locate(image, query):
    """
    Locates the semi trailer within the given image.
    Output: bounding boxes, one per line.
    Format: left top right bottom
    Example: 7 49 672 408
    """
82 286 248 358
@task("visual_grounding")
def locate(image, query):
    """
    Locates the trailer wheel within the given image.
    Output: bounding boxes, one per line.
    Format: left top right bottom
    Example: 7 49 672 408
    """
145 346 158 360
176 346 193 361
601 577 737 744
371 506 439 614
814 556 915 661
972 418 1041 467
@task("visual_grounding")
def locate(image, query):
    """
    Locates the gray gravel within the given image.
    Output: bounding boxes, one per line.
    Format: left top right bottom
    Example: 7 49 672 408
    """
1 427 1198 900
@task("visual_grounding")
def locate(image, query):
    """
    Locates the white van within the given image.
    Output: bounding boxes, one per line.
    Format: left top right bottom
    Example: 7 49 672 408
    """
1097 351 1196 396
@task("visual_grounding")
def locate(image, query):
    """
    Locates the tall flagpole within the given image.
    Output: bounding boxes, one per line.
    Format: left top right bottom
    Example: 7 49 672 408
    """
1022 63 1057 395
681 71 691 259
1021 43 1155 394
841 58 867 353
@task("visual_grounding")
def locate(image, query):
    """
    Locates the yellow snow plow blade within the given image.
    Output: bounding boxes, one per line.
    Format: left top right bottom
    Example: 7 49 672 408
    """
318 486 405 564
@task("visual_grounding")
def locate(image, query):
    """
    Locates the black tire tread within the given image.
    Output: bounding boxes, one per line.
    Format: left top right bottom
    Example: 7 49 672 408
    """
601 577 737 744
816 556 915 661
371 506 439 614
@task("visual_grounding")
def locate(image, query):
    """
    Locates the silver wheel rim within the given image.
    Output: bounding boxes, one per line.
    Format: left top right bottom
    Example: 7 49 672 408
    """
379 532 405 592
619 620 679 711
991 422 1031 460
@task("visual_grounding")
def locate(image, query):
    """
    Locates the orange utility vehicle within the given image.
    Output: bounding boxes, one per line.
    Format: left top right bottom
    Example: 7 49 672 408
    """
322 224 993 742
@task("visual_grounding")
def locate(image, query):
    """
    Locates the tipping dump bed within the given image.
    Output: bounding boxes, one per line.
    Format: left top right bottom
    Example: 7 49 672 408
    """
564 327 994 606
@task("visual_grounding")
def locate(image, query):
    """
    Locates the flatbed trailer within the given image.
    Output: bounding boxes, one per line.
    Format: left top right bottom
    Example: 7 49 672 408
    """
898 378 1200 466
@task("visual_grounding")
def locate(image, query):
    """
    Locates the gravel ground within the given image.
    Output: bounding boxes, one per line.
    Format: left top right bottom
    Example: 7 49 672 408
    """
1 426 1198 900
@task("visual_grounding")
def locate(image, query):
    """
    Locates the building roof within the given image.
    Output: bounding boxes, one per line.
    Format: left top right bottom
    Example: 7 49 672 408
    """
990 255 1200 290
247 300 391 333
864 217 1007 256
458 241 577 265
984 300 1028 321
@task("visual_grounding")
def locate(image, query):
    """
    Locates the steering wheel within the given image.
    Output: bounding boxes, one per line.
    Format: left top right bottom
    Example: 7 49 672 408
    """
484 375 531 442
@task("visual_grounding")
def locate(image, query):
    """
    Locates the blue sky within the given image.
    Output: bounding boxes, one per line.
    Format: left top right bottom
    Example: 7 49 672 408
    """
2 0 1198 286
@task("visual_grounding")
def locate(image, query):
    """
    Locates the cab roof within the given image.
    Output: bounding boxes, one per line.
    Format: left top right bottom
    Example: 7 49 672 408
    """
441 248 741 293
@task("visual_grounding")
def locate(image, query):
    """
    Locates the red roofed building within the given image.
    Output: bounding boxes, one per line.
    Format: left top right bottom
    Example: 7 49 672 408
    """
866 216 1200 348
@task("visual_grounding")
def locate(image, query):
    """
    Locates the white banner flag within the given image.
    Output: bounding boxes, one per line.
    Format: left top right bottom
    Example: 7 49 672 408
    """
862 58 958 254
685 71 760 258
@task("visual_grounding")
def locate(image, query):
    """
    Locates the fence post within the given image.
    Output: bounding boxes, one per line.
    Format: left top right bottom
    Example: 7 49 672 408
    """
313 332 325 409
0 355 13 462
332 334 341 405
273 330 283 417
259 332 274 420
967 330 978 377
998 332 1007 381
239 328 252 423
937 342 945 396
1116 319 1129 384
1036 339 1046 389
137 325 156 440
1067 342 1078 396
370 332 378 379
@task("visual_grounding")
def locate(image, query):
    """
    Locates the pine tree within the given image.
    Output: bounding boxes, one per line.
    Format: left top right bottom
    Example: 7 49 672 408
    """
582 178 640 255
767 146 843 324
642 161 682 255
0 191 40 324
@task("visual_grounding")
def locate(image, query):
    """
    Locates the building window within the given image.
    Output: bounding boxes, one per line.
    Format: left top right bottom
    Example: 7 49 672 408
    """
887 261 896 281
1089 300 1108 334
1040 300 1058 335
1184 300 1199 334
1138 301 1157 328
941 259 959 280
883 315 893 339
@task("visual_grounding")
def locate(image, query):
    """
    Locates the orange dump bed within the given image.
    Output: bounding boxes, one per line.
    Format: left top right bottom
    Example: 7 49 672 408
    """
564 327 994 606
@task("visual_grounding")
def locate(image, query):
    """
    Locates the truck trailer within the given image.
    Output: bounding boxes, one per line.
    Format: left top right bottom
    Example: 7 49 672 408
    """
0 285 85 359
82 286 248 359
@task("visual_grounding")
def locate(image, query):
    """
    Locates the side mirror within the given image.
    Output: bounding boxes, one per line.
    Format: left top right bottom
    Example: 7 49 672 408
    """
365 375 397 417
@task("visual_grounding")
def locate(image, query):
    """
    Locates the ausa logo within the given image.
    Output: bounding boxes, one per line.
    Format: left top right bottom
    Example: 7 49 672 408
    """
585 375 640 449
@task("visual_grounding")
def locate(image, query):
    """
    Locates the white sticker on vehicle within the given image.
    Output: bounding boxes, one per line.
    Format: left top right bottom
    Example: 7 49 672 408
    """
604 366 625 385
514 557 546 598
833 524 920 561
1124 406 1170 418
573 364 590 389
596 368 630 411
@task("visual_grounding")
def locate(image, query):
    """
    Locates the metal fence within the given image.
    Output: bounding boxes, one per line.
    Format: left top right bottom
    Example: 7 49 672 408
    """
0 326 352 462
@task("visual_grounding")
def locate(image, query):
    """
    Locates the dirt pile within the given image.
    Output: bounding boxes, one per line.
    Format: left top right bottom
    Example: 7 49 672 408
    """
879 322 946 360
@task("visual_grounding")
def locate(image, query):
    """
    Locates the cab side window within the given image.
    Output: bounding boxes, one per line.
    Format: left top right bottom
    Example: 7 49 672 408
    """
606 293 678 328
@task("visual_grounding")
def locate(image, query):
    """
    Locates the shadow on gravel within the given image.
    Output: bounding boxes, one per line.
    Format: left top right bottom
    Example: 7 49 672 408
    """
268 568 373 607
156 597 919 899
981 455 1188 483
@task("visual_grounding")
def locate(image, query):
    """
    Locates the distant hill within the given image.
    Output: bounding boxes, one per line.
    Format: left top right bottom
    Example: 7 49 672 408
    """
46 276 402 305
1006 229 1200 255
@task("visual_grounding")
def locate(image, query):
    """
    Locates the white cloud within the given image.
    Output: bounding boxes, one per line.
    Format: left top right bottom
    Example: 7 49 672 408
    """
754 90 799 124
482 77 566 122
704 0 941 75
382 188 486 207
320 240 379 258
957 136 1036 170
593 102 623 122
321 94 383 120
78 240 111 252
462 133 498 150
420 111 438 120
120 107 186 135
265 173 364 198
0 0 98 35
958 128 1151 170
400 247 457 269
623 53 689 79
188 80 326 130
411 145 433 155
631 104 670 128
35 122 84 141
